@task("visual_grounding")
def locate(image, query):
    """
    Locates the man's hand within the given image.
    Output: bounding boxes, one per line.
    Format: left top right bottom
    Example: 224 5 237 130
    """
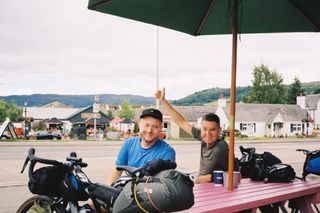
196 174 212 184
155 87 166 102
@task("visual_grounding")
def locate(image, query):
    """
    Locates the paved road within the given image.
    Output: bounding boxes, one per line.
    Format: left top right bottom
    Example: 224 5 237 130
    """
0 139 319 212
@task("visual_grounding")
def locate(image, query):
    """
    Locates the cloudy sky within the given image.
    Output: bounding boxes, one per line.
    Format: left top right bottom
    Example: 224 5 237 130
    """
1 1 319 100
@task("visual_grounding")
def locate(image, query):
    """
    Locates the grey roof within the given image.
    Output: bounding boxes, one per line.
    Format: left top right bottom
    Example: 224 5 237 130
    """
306 94 320 110
66 106 91 120
66 106 111 124
174 106 216 121
133 106 216 122
27 107 80 120
224 103 307 123
120 118 135 124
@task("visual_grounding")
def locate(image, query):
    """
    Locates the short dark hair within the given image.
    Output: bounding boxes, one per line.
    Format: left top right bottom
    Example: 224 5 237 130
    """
202 113 220 126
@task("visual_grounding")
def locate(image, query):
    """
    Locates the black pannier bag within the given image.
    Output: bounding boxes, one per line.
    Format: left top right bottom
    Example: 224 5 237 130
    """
28 165 67 197
112 169 195 213
238 146 282 181
266 163 296 183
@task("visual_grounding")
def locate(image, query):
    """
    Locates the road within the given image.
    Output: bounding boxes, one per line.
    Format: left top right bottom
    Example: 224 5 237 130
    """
0 139 319 212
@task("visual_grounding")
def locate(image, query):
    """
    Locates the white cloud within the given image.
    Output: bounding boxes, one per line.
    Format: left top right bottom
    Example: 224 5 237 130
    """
1 1 320 100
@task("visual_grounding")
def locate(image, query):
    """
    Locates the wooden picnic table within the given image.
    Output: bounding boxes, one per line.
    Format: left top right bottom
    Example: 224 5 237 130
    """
180 179 320 213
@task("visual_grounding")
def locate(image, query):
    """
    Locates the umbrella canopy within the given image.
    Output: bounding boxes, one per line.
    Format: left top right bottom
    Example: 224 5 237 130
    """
87 0 320 190
88 0 320 35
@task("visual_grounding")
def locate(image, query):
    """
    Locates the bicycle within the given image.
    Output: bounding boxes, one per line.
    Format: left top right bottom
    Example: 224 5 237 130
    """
17 148 192 213
17 148 146 213
289 148 320 213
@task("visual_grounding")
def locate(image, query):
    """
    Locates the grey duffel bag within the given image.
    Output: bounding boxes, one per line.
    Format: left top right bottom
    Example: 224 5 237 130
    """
113 169 194 213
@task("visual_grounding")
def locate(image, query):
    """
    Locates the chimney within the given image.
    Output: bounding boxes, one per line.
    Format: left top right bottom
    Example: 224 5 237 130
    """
296 93 306 109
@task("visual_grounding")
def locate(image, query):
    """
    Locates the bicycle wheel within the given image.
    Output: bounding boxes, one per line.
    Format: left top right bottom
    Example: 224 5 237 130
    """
16 195 66 213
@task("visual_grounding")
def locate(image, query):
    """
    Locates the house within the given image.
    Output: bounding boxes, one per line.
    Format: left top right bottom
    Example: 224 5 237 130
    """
67 105 112 128
297 94 320 132
119 118 135 132
26 101 80 135
156 94 314 138
216 102 308 137
109 117 122 130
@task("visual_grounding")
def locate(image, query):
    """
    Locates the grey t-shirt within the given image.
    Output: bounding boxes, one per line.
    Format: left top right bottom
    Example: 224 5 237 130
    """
192 127 239 175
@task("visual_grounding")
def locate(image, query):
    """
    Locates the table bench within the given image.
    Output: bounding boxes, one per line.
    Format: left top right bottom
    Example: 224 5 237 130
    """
180 179 320 212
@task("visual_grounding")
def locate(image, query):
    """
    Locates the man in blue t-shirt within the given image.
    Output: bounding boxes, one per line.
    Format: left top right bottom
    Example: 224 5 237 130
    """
107 108 176 185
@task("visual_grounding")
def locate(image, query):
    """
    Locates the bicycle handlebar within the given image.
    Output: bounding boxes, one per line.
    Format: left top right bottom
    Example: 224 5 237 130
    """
296 148 320 156
21 148 87 183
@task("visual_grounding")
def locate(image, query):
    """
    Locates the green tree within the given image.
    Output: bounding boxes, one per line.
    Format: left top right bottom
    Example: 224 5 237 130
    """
32 121 46 131
133 122 139 133
0 99 23 122
118 99 135 119
107 110 114 119
242 64 287 104
313 87 320 94
287 77 304 104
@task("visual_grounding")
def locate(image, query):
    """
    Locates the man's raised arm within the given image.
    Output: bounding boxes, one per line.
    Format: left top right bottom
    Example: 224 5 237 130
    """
155 88 192 136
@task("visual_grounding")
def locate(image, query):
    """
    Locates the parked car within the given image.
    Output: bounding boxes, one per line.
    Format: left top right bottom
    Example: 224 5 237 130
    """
159 128 167 139
222 129 241 137
36 131 62 140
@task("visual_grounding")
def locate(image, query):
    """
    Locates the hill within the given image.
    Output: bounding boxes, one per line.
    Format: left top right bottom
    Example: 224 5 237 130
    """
172 86 250 106
172 81 320 106
1 81 319 107
0 94 155 107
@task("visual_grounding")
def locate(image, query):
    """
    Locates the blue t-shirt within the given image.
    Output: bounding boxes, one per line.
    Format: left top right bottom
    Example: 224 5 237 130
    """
115 136 176 168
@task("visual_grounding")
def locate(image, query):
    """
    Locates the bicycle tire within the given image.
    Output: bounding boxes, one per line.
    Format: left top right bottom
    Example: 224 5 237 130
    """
16 195 66 213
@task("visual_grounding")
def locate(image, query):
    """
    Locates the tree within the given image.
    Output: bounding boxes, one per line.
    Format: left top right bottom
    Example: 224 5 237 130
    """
118 99 135 119
0 99 23 122
242 64 287 104
287 77 304 104
313 87 320 94
32 121 46 131
107 110 114 119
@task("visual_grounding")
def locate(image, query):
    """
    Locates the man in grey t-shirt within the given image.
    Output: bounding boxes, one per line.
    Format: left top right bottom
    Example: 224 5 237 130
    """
156 88 238 183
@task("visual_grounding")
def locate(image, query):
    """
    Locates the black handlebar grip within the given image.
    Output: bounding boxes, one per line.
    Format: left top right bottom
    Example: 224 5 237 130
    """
28 148 35 156
70 152 77 158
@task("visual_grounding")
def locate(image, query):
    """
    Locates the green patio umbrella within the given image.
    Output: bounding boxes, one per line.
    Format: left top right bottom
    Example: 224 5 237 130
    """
87 0 320 190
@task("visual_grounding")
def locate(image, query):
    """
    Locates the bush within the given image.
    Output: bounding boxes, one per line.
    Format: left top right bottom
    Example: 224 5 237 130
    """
108 127 119 132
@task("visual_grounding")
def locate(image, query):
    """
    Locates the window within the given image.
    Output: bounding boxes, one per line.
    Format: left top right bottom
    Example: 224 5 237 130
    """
240 123 256 132
290 123 302 132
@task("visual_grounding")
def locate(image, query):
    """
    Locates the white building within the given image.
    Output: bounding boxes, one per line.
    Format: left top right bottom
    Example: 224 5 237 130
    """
297 94 320 131
216 102 308 137
157 94 319 138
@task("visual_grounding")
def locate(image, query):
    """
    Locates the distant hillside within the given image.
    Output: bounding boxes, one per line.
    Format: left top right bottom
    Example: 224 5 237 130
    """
172 81 320 106
1 81 319 107
172 86 250 106
0 94 155 107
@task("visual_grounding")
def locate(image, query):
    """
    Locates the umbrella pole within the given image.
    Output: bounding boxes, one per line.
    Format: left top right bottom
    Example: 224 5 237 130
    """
228 0 238 192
